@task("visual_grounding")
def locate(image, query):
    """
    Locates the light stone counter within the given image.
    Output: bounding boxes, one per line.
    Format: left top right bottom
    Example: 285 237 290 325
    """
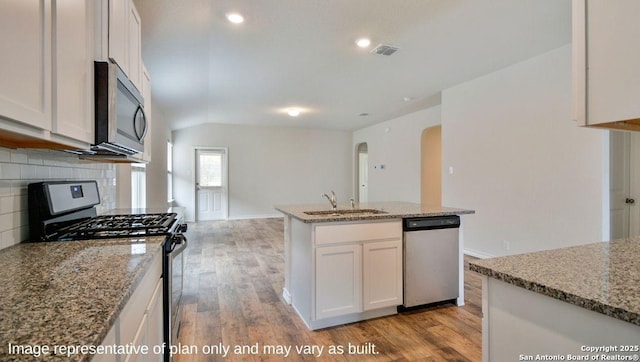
0 237 164 361
470 238 640 361
275 201 474 223
470 238 640 326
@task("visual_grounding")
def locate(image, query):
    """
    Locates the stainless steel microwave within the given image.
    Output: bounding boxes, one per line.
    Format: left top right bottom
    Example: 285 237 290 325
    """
94 61 147 155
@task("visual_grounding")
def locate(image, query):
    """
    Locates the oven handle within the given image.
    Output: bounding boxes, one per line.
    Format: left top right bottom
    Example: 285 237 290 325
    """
168 234 188 255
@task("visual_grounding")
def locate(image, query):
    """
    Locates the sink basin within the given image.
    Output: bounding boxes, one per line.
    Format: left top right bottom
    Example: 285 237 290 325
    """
303 209 387 216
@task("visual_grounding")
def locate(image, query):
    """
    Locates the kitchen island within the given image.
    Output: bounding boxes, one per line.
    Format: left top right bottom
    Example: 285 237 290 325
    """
275 201 474 330
0 236 164 361
470 238 640 361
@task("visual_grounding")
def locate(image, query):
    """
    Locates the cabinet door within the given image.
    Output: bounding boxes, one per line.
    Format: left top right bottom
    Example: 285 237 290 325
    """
573 0 640 127
108 0 128 75
123 314 148 362
128 2 142 91
0 0 51 130
315 244 362 319
363 239 403 311
146 278 164 359
52 0 94 143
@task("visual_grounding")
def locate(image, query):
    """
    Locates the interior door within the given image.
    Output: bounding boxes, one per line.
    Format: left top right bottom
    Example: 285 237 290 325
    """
609 131 638 239
358 151 368 203
195 149 227 221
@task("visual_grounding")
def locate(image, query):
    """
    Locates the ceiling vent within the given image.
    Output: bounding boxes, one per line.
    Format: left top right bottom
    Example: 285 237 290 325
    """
370 44 399 56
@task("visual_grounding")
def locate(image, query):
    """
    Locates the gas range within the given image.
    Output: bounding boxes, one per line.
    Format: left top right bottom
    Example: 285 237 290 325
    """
28 181 183 242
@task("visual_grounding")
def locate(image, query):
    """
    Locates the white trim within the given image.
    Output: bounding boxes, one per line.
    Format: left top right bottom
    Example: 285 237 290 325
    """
464 248 496 259
228 214 283 220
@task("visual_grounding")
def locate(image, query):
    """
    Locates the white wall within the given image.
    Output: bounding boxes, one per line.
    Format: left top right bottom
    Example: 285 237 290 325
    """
172 123 352 221
353 106 441 203
442 45 604 257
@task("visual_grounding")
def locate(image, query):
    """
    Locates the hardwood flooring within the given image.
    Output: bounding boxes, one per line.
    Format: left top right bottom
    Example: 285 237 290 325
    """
175 218 482 361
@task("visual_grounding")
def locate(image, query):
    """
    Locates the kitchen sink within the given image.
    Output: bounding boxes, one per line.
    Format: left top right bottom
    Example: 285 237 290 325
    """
303 209 388 216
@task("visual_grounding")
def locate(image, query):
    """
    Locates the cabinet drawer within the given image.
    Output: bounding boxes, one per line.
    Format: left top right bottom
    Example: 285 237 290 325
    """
314 221 401 245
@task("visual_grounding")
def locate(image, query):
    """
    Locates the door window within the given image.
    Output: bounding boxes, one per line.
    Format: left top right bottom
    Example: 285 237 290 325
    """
198 152 223 187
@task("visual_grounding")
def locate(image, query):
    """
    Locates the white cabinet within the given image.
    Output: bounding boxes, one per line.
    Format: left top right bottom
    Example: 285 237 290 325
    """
0 0 94 149
53 0 95 144
127 3 142 91
309 220 402 328
573 0 640 130
109 0 143 91
108 0 128 75
0 1 52 130
315 237 402 320
315 244 362 319
146 279 164 357
362 239 403 311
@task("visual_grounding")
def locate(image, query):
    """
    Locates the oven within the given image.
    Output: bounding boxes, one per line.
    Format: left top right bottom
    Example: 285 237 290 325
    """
164 227 187 362
27 180 188 361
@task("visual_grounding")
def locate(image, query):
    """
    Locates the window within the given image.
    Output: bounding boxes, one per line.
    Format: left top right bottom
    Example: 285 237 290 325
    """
198 152 223 187
131 163 146 209
167 141 173 202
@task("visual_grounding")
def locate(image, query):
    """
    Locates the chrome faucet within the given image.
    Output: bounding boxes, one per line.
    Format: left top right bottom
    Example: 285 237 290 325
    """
322 191 337 210
350 197 355 209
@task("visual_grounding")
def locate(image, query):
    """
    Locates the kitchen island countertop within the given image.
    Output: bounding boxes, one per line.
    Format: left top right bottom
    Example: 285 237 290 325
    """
470 237 640 326
275 201 474 223
0 236 165 361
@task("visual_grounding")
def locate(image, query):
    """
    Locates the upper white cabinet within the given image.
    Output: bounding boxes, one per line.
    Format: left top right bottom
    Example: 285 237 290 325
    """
128 4 143 91
53 0 95 144
573 0 640 130
0 1 52 131
0 0 95 149
109 0 143 92
108 0 128 75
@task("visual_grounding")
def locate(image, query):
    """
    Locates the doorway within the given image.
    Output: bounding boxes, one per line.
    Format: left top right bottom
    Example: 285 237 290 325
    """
195 147 228 221
421 126 442 207
356 143 368 203
609 131 640 239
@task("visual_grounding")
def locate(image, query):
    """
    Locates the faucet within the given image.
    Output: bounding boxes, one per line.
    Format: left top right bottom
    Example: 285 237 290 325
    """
322 191 337 210
350 197 355 209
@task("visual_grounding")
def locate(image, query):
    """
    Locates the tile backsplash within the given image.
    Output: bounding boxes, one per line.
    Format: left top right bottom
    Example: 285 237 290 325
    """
0 147 116 250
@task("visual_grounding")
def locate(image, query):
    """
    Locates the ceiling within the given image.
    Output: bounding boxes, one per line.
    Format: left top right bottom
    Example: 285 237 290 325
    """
134 0 571 131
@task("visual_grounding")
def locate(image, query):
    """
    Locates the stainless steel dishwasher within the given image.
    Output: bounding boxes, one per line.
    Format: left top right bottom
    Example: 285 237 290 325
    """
402 215 460 308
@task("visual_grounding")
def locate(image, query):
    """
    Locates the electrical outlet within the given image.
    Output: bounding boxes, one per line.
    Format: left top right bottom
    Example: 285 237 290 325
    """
502 240 511 251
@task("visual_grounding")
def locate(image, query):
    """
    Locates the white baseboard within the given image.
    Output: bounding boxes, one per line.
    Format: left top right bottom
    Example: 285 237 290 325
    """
228 214 283 220
464 248 496 259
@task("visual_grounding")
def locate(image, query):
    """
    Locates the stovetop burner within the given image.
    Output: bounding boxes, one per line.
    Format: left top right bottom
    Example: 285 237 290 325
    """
54 213 177 241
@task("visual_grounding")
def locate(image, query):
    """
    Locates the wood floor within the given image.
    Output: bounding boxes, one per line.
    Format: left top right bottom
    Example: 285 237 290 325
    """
176 218 482 361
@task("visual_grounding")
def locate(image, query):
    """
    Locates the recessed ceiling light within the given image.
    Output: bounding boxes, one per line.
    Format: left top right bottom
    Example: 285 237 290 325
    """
287 109 301 117
356 38 371 48
226 13 244 24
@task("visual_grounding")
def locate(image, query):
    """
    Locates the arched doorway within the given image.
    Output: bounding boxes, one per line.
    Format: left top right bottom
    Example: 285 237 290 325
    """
421 126 442 206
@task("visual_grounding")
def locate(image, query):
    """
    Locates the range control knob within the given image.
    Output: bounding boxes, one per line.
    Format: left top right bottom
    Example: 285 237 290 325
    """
177 224 188 233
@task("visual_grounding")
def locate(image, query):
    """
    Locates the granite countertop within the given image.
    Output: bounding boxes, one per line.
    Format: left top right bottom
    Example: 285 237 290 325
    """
275 201 474 223
0 236 165 361
470 237 640 326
